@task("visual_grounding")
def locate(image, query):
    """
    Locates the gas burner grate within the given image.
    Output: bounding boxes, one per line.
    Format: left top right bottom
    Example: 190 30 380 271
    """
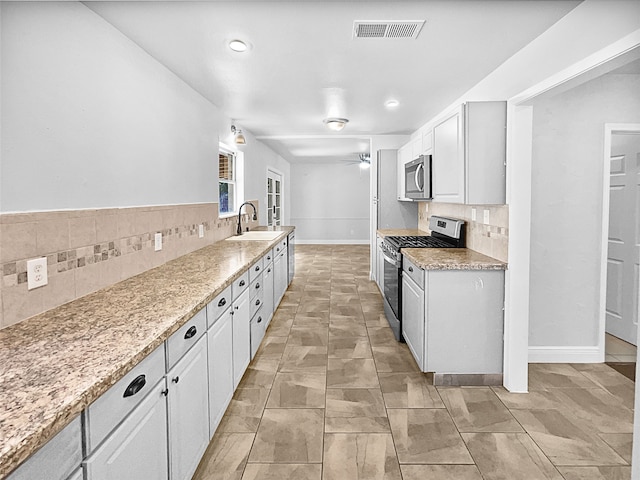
385 235 456 250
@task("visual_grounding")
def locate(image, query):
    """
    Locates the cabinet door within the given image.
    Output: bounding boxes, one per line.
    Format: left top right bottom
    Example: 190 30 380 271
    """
273 250 288 307
167 338 209 480
262 264 275 326
433 111 464 204
396 145 412 201
232 289 251 389
84 380 169 480
402 274 425 371
207 310 234 437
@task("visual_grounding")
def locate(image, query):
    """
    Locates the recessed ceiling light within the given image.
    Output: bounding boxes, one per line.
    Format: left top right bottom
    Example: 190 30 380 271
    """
323 117 349 131
385 99 400 108
229 40 248 52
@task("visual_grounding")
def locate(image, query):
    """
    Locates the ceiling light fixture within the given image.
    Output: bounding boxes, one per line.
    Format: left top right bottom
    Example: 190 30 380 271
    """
231 125 246 145
323 117 349 131
229 40 248 52
385 99 400 108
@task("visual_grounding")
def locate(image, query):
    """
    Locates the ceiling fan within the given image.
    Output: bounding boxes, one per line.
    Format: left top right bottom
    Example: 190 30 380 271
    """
342 153 371 169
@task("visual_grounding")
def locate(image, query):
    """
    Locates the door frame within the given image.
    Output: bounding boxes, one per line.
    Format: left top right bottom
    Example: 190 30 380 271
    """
504 31 640 392
600 124 640 352
266 167 284 227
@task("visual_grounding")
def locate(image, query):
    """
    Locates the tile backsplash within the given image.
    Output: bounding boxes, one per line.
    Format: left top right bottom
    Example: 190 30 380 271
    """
418 202 508 262
0 201 259 329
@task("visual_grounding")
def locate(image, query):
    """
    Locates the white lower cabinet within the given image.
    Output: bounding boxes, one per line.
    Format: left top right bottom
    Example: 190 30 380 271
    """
232 288 251 388
401 272 425 370
166 337 209 480
84 379 169 480
401 254 505 375
274 247 288 306
262 260 274 327
207 307 234 438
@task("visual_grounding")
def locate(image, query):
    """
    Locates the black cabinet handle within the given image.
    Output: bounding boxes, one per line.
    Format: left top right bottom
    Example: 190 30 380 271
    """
408 266 414 272
268 268 271 273
123 374 146 398
255 283 260 289
161 388 169 397
172 376 180 384
267 256 271 261
255 299 261 306
257 316 262 324
255 265 260 272
239 280 246 287
218 298 227 307
184 325 197 339
276 247 280 252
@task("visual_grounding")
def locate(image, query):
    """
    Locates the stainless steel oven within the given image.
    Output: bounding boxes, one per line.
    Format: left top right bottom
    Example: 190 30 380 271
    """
381 216 466 342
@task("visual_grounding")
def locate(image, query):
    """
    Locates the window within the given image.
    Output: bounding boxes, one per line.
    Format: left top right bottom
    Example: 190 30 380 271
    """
219 149 236 214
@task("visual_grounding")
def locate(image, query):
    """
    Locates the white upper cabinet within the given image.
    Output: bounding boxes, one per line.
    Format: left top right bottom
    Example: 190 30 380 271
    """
432 101 506 205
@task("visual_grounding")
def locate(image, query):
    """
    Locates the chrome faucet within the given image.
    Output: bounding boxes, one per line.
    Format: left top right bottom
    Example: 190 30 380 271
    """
236 202 258 235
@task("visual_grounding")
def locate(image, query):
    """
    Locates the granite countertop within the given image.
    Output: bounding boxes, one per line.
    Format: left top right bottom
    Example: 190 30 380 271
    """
0 226 294 478
402 247 507 271
376 228 428 238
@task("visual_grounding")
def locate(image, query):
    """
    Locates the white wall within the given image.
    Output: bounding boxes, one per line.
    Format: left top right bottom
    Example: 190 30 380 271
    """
291 162 369 243
1 2 221 212
529 73 640 348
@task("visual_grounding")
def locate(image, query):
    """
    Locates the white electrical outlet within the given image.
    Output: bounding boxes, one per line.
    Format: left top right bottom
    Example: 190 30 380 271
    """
154 232 162 251
199 224 204 238
483 209 490 225
27 257 48 290
471 208 477 222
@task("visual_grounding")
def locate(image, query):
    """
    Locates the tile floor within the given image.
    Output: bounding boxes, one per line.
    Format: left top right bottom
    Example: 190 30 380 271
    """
606 334 637 363
193 245 635 480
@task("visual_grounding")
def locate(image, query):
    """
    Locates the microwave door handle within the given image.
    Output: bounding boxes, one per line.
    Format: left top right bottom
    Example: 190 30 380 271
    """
415 163 424 192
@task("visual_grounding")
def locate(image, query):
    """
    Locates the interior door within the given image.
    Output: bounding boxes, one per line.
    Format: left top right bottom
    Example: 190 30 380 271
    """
606 132 640 345
267 170 283 227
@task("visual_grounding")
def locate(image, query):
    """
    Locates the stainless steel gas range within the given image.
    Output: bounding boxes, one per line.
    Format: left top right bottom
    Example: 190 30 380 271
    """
380 216 466 341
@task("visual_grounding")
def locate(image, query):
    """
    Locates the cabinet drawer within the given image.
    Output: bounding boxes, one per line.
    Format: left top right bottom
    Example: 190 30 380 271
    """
233 271 249 299
166 307 206 370
250 274 263 299
274 239 287 255
7 416 81 480
207 285 232 327
402 256 424 290
250 289 264 319
263 249 274 266
249 258 263 282
84 344 165 453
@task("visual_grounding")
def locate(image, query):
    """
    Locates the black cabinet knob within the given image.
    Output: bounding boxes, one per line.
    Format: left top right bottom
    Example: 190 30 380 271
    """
257 317 262 324
123 374 146 398
161 388 169 397
255 265 260 272
239 280 246 287
255 299 261 306
255 283 260 289
408 266 414 272
218 298 226 307
172 376 180 384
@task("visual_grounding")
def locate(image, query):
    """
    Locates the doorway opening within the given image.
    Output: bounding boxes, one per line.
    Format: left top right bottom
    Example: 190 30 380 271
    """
266 169 283 227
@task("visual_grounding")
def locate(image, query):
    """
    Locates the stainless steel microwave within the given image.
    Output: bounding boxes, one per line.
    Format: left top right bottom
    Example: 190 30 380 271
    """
405 154 432 200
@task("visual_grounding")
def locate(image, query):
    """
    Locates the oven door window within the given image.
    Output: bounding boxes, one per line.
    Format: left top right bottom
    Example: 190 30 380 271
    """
383 256 400 319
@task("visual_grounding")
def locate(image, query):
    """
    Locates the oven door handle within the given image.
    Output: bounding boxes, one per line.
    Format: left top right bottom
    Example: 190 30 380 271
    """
381 249 401 268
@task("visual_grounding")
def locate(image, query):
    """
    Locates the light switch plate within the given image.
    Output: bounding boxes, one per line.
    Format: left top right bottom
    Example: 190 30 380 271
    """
154 232 162 251
199 224 204 238
471 208 477 222
27 257 48 290
483 209 490 225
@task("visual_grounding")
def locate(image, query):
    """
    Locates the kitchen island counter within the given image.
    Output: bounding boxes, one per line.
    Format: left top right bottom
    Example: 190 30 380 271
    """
0 226 294 478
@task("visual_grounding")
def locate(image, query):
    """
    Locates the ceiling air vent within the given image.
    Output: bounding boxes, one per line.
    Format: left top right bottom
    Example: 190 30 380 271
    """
353 20 425 39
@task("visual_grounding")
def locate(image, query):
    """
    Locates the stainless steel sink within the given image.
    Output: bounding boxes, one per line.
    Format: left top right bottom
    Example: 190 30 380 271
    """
224 231 283 241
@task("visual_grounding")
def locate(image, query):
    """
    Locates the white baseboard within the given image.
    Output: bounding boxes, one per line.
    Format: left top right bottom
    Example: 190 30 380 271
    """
528 346 603 363
296 239 370 245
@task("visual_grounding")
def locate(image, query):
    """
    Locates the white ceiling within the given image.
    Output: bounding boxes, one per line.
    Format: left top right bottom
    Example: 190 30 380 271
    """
87 0 582 164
